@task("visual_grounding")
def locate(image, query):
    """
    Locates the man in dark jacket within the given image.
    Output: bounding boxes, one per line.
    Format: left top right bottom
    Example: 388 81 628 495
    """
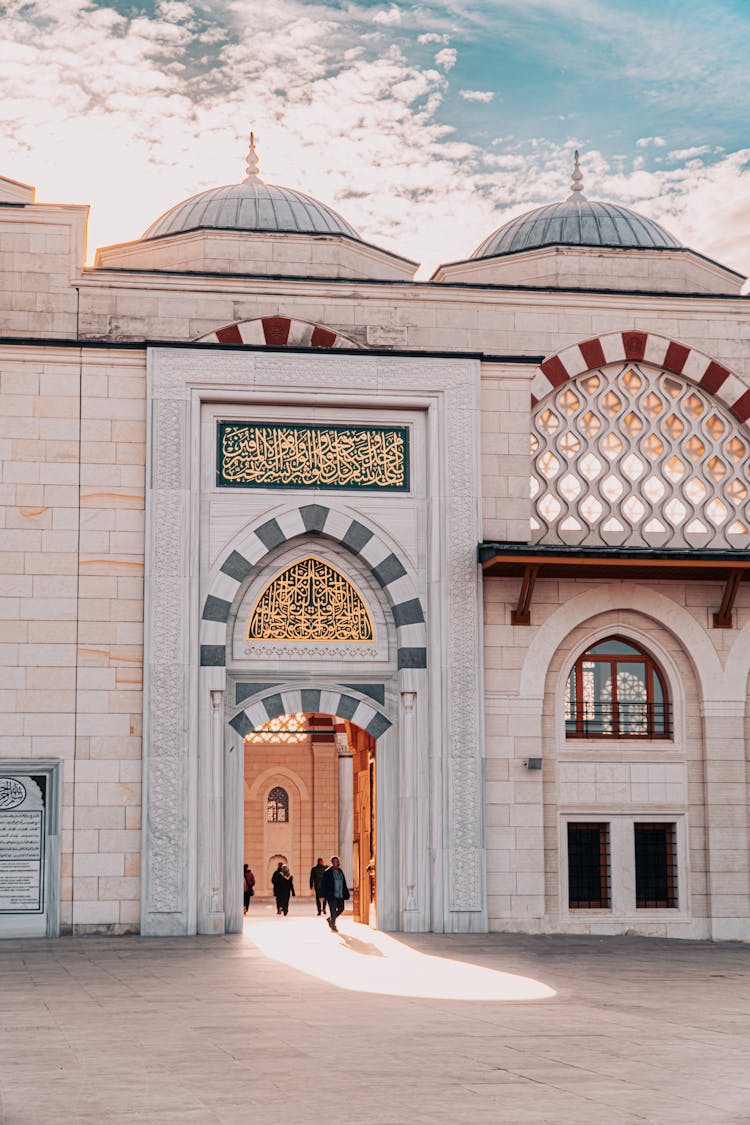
319 855 349 932
309 858 328 915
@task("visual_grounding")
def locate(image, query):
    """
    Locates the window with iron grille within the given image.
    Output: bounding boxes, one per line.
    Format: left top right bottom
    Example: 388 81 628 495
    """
568 822 610 908
635 822 678 908
267 786 289 823
565 635 671 739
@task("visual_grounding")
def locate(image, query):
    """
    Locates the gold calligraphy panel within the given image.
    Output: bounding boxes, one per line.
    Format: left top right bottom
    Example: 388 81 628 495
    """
217 421 408 490
248 557 374 643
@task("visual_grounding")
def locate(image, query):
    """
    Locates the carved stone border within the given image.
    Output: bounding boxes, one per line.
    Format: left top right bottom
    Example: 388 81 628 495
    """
143 347 484 933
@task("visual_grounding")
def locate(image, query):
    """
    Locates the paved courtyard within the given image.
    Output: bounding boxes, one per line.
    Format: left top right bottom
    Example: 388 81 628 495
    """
2 901 750 1124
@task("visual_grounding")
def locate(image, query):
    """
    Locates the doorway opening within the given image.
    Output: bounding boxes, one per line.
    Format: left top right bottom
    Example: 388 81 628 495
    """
243 713 377 925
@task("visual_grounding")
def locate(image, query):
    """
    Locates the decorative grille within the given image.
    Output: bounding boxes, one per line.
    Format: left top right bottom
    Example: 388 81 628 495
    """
634 822 678 908
531 363 750 548
248 712 307 744
248 557 374 643
567 822 611 908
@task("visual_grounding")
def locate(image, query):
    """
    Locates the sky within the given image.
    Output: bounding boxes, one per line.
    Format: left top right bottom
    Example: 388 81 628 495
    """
2 0 749 279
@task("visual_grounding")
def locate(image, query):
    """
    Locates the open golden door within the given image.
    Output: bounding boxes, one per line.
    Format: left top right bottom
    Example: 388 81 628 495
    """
353 752 376 925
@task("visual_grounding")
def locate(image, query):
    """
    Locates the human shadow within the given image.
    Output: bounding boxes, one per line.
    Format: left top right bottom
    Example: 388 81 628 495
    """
336 933 386 957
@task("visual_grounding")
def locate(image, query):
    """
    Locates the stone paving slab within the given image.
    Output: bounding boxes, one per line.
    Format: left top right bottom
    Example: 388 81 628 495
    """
1 911 750 1124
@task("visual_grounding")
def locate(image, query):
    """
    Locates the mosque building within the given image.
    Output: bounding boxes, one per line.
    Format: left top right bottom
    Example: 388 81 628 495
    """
1 138 749 941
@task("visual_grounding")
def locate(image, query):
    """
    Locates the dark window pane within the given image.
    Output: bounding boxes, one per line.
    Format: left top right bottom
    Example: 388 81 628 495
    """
568 823 610 908
617 661 647 734
588 639 641 656
635 823 677 908
565 668 577 734
581 660 613 734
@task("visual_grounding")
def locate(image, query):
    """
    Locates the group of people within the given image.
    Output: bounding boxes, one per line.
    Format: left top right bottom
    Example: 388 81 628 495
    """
243 856 349 932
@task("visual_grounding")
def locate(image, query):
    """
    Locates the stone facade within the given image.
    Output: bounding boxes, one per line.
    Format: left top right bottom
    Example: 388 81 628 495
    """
1 167 748 940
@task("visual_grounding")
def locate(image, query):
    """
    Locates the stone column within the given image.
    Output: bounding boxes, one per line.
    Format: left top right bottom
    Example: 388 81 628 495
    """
401 690 418 919
197 688 225 934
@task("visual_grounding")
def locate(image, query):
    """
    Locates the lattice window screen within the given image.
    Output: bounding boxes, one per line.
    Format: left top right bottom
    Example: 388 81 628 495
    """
248 713 307 744
530 363 750 548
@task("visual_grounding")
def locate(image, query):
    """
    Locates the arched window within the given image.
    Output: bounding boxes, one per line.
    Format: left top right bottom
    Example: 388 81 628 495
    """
531 364 750 549
267 786 289 822
565 636 670 739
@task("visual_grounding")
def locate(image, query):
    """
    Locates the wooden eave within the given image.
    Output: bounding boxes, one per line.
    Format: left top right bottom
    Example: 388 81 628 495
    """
479 543 750 627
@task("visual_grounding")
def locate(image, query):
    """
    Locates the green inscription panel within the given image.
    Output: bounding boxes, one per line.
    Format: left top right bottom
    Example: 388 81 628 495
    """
217 421 409 491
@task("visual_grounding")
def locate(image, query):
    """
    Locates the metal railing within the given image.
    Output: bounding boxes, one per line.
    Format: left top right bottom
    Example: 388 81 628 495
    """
565 701 671 739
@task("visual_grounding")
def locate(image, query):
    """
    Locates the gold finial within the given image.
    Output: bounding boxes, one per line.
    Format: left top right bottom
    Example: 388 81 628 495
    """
570 149 584 193
244 131 260 181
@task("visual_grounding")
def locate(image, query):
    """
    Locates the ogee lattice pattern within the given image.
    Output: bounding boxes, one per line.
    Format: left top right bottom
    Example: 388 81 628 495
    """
531 363 750 549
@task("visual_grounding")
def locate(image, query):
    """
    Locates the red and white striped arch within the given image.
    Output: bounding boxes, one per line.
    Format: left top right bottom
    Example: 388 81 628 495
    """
531 331 750 423
195 316 361 349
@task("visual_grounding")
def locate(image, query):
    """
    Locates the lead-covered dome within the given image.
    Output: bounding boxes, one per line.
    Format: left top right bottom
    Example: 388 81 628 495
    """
472 151 681 260
141 133 360 242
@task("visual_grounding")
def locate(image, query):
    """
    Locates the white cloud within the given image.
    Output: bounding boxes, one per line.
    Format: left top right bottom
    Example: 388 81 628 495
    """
636 136 666 148
0 0 747 282
459 89 495 102
417 33 450 44
434 48 457 70
372 5 401 26
668 145 711 161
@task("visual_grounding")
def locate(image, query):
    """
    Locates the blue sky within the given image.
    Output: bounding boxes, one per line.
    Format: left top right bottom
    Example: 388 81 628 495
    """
1 0 749 276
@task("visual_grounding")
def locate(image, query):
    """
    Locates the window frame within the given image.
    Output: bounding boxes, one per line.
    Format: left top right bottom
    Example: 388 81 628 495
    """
634 821 678 909
567 821 611 909
266 786 289 823
565 634 672 740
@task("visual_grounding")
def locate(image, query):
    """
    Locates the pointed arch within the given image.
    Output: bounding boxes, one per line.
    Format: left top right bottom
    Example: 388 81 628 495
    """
519 583 724 704
531 331 750 424
199 504 426 671
229 682 393 742
194 316 362 349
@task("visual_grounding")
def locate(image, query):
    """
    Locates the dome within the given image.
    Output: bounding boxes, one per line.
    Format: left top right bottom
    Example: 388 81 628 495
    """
472 152 681 260
141 134 360 242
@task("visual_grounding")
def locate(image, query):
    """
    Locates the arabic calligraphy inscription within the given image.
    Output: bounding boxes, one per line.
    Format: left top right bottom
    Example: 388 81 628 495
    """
217 421 408 490
249 557 374 643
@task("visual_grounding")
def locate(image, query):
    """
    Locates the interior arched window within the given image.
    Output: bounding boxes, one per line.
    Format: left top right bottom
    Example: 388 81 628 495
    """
565 636 670 739
267 786 289 822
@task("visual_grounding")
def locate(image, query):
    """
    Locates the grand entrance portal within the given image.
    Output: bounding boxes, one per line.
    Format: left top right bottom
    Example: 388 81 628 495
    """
142 348 485 938
243 711 377 924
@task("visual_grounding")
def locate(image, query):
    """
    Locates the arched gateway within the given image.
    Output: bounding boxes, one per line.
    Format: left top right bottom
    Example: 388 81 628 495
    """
141 345 485 938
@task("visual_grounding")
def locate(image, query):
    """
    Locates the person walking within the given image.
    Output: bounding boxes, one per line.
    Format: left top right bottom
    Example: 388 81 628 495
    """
309 857 328 915
243 864 255 914
275 864 295 916
271 860 284 913
319 855 349 932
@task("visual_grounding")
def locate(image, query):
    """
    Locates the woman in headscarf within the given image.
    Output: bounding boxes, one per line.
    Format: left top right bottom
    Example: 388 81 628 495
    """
275 864 295 916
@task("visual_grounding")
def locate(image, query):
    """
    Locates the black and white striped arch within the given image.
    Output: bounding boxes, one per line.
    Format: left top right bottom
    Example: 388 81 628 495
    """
229 685 392 741
200 504 427 670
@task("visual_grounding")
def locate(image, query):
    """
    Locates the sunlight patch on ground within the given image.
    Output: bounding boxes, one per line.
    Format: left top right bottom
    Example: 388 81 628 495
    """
244 914 555 1001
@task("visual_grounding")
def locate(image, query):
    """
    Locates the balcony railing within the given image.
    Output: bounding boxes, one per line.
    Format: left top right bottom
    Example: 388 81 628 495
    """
565 701 671 739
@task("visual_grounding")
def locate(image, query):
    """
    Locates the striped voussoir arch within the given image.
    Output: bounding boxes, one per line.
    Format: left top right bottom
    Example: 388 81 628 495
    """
200 504 426 671
228 685 392 741
531 331 750 423
196 316 361 349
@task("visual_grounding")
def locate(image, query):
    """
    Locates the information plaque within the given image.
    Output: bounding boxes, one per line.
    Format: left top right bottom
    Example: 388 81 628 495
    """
0 776 45 914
